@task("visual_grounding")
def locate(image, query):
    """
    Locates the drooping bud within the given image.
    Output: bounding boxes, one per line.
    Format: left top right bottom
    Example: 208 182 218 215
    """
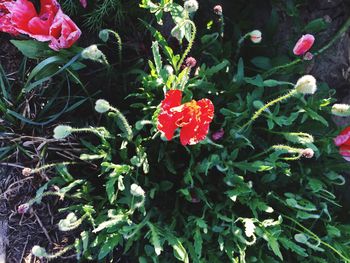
294 75 317 94
301 148 314 158
58 213 78 231
18 203 30 214
31 246 47 258
185 57 197 68
95 99 111 113
184 0 199 13
249 30 262 43
22 167 32 176
130 183 145 197
331 104 350 117
53 125 73 140
213 5 222 15
81 45 106 63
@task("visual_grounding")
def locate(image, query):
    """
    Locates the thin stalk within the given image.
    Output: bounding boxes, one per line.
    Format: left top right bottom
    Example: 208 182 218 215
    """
176 20 197 72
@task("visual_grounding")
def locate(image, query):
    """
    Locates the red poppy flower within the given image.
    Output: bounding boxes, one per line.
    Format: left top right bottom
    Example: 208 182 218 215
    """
293 34 315 56
157 90 214 146
1 0 81 50
334 126 350 161
0 0 18 34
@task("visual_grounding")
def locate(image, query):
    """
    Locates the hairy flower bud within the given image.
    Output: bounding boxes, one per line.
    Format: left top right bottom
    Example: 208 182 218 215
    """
185 57 197 68
331 104 350 117
58 213 78 231
18 203 30 214
31 246 47 258
95 99 111 113
301 148 314 158
81 45 105 63
184 0 199 13
213 5 222 15
53 125 73 139
22 167 32 176
130 183 145 197
295 75 317 94
249 30 262 43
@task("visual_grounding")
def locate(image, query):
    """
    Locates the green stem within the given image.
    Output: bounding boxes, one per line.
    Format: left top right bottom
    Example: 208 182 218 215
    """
110 106 133 140
106 30 123 64
176 20 197 72
240 89 297 131
46 243 75 259
32 161 77 174
283 214 350 262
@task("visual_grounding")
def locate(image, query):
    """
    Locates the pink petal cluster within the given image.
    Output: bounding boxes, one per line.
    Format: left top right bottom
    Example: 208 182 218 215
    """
293 34 315 56
334 127 350 162
0 0 81 50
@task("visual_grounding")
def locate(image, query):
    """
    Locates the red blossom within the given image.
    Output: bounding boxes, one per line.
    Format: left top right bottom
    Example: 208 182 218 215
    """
1 0 81 50
157 90 214 146
334 126 350 161
293 34 315 56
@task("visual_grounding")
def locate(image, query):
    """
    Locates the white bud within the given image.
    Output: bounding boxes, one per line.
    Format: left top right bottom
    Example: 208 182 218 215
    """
53 125 72 139
31 246 47 258
130 183 145 197
81 45 106 63
331 104 350 117
249 30 262 43
295 75 317 94
184 0 199 13
58 213 78 231
243 219 256 238
95 99 111 113
164 65 174 75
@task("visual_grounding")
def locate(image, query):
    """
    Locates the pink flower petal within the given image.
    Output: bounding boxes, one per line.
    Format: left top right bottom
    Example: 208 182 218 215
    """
293 34 315 56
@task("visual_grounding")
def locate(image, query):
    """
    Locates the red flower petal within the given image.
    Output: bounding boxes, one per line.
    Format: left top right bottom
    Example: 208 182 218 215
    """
334 126 350 146
340 145 350 157
157 90 183 141
293 34 315 56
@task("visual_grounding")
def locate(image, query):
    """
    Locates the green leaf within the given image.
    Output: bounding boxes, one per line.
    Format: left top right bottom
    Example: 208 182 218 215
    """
147 223 163 256
10 40 53 59
251 56 272 70
98 234 121 260
267 236 283 260
194 228 202 258
263 79 293 87
303 18 329 33
280 237 308 257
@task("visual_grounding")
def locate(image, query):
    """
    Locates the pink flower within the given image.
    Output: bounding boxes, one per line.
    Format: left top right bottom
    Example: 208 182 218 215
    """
17 203 30 214
293 34 315 56
303 52 313 61
80 0 87 8
212 128 224 141
334 127 350 162
1 0 81 50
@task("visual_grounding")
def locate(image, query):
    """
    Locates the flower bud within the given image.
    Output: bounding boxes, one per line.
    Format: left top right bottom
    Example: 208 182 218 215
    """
99 29 109 42
58 212 78 231
331 104 350 117
53 125 73 139
31 246 47 258
184 0 199 13
249 30 262 43
164 65 174 75
18 203 30 214
301 148 314 158
22 167 32 176
213 5 222 15
212 128 224 141
95 99 111 113
295 75 317 94
303 52 313 61
130 183 145 197
293 34 315 56
81 45 104 62
185 57 197 68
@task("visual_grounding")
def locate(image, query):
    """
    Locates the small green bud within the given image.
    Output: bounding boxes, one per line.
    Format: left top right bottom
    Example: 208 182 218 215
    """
53 125 72 139
95 99 111 113
31 246 47 258
99 29 110 42
295 75 317 94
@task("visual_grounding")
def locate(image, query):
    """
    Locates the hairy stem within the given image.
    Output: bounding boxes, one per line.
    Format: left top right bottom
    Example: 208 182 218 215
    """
176 20 197 72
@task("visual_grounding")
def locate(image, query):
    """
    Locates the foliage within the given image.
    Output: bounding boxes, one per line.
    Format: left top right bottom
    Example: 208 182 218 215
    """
2 0 350 262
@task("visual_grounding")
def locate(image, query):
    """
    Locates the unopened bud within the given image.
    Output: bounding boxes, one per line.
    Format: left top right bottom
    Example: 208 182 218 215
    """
22 167 32 176
249 30 262 43
18 203 30 214
184 0 199 13
302 148 314 158
213 5 222 15
295 75 317 94
130 183 145 197
331 104 350 117
53 125 73 139
31 246 47 258
185 57 197 68
95 99 111 113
